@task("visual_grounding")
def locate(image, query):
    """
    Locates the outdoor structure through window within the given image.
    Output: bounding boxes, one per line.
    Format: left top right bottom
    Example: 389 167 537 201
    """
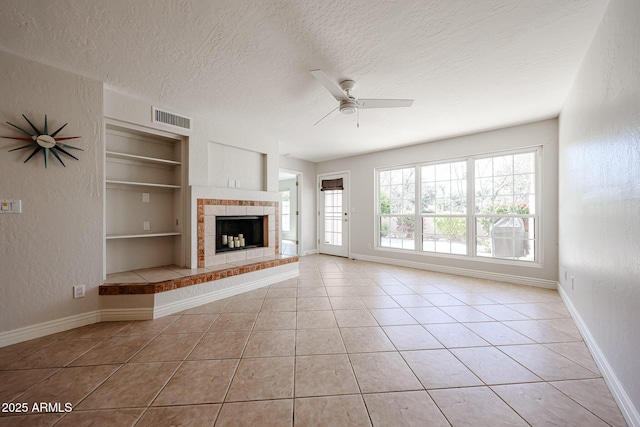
376 148 539 263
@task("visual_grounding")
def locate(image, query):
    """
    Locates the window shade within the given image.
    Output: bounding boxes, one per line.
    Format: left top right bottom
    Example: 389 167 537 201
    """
321 178 344 191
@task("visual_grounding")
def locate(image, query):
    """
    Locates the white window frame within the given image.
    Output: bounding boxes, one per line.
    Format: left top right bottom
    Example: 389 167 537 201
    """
375 147 542 265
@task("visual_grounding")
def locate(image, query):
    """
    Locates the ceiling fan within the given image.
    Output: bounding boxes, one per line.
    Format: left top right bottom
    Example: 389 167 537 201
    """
310 69 414 126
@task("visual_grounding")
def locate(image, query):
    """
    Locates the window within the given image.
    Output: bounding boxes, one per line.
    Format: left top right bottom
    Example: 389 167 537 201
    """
474 152 536 261
379 167 416 250
421 161 467 255
376 148 540 263
280 190 290 232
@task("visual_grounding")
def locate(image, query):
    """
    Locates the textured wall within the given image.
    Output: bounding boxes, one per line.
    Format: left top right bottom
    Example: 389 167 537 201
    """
317 119 559 283
558 0 640 418
0 51 104 333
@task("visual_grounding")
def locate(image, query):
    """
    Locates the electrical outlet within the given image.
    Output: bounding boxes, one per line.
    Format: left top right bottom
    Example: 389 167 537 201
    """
143 221 150 231
367 243 372 250
142 192 150 203
73 285 85 299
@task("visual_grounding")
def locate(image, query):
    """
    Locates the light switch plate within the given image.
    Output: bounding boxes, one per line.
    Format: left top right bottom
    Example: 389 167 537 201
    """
0 199 21 214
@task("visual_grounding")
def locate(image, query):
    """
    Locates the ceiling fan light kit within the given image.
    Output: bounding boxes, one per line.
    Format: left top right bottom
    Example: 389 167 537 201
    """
310 69 413 126
340 99 357 115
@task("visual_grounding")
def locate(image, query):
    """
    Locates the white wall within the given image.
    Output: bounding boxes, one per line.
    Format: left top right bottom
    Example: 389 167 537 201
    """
208 142 265 191
317 119 559 285
104 90 282 269
279 155 318 255
0 51 104 334
558 0 640 421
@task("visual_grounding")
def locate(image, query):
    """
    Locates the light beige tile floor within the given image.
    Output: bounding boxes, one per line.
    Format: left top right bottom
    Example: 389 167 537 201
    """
0 255 628 426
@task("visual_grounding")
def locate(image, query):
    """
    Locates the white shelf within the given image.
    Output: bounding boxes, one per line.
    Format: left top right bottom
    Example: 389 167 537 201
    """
106 180 181 189
106 150 181 165
106 232 182 240
105 123 186 274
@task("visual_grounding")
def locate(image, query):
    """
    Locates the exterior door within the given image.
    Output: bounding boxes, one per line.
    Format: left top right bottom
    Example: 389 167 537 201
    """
318 173 349 257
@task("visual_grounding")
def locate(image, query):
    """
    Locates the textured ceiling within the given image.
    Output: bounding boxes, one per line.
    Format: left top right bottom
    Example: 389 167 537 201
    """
0 0 608 162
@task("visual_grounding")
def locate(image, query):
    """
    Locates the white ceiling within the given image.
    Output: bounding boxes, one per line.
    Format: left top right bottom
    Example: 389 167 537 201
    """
0 0 608 162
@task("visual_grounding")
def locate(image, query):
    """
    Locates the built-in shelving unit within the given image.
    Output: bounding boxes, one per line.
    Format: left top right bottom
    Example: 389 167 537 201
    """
105 122 187 274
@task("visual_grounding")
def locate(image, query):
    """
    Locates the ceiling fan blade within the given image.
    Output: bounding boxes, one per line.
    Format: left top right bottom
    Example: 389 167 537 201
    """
357 99 414 109
313 107 339 126
310 70 346 101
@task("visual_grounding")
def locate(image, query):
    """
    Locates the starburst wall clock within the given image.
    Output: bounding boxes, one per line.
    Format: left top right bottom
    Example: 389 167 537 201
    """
2 114 82 168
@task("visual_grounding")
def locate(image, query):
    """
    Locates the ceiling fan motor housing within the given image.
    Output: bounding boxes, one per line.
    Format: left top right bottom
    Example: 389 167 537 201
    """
340 98 357 114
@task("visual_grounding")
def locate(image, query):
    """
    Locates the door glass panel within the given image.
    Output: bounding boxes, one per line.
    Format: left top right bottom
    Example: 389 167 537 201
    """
323 190 343 246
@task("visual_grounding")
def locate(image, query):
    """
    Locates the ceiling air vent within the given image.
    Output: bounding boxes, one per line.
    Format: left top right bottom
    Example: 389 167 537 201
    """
152 107 192 131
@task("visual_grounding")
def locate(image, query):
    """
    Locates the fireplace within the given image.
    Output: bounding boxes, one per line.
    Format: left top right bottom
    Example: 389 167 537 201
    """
198 198 278 268
216 215 266 252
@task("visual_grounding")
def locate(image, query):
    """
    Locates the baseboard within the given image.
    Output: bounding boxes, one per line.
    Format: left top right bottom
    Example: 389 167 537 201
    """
559 286 639 427
352 252 557 289
153 269 299 318
0 270 299 349
302 249 318 256
100 308 155 322
0 311 100 348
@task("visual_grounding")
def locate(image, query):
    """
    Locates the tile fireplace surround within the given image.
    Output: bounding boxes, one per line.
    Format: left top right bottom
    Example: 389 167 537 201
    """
99 199 297 296
198 198 279 268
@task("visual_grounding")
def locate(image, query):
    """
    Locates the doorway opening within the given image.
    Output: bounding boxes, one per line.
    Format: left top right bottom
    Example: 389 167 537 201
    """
279 169 302 256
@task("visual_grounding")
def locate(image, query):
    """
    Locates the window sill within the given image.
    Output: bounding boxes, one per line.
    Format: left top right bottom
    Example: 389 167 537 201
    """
373 246 543 269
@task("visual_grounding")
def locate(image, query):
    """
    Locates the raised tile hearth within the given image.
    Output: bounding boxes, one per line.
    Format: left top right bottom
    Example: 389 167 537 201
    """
99 255 298 295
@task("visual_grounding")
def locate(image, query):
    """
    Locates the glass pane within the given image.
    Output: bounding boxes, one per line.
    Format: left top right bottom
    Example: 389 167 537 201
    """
475 158 493 177
384 167 415 215
421 161 466 216
422 216 466 255
379 170 391 186
475 151 536 223
422 165 435 181
323 190 342 246
514 152 534 174
435 163 450 181
379 185 391 214
379 216 415 250
421 183 436 213
475 217 534 261
379 216 391 245
281 191 290 232
493 155 513 176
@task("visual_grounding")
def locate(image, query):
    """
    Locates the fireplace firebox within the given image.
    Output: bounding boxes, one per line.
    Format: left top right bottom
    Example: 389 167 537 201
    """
216 215 266 252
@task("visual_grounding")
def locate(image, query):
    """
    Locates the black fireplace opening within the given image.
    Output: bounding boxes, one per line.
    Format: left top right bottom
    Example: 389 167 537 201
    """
216 215 265 252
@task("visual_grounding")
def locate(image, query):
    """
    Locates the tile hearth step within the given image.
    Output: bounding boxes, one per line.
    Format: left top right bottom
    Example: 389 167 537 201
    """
100 255 298 295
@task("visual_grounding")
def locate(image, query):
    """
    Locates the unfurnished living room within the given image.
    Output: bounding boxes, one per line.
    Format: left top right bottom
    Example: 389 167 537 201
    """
0 1 638 426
